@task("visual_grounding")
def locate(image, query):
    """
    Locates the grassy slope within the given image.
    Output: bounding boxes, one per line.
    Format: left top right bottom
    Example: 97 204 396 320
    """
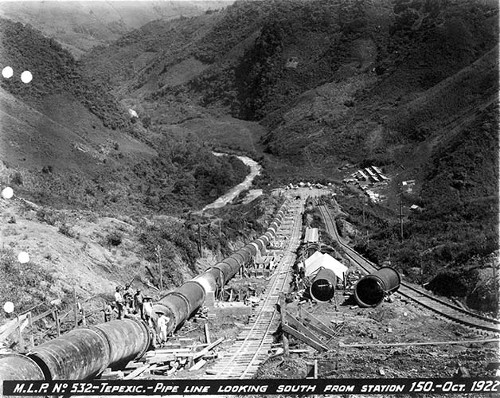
80 4 270 153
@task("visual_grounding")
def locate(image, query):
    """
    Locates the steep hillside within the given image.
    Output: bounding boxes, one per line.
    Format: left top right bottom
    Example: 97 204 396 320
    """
0 185 282 340
81 2 272 151
78 0 498 311
0 11 271 330
0 17 130 130
0 1 231 58
81 0 498 166
0 17 252 215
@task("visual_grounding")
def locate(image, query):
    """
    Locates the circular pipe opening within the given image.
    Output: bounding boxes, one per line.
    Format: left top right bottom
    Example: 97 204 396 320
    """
310 279 335 302
354 277 385 307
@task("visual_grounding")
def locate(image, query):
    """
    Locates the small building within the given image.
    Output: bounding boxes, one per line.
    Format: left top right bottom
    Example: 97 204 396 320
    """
369 165 389 181
304 227 319 243
356 170 369 181
403 180 416 193
365 190 381 202
410 204 423 213
402 180 416 187
365 167 376 177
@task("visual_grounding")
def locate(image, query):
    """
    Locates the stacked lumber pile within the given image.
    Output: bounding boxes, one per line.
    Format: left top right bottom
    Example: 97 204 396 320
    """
146 337 224 376
100 337 226 379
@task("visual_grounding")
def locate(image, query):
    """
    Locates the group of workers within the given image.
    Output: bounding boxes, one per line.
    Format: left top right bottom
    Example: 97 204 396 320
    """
104 284 170 346
110 284 153 321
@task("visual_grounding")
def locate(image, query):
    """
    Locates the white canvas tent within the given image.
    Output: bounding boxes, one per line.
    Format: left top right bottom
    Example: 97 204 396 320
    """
304 252 348 281
303 251 323 269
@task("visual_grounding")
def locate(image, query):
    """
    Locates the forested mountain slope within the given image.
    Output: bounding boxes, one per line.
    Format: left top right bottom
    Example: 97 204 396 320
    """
80 0 499 311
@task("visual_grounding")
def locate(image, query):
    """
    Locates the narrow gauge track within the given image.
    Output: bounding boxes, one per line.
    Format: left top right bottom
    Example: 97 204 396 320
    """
207 201 304 378
317 204 500 336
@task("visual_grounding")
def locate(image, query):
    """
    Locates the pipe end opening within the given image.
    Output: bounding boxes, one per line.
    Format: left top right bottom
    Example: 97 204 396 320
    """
310 279 335 302
355 277 385 307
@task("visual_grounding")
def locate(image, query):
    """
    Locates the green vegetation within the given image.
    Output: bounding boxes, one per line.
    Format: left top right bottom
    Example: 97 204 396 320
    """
0 18 129 130
137 219 198 285
192 1 270 64
2 0 497 315
333 104 498 312
233 0 361 120
13 138 249 216
130 139 250 214
187 0 370 120
135 194 283 287
0 248 57 313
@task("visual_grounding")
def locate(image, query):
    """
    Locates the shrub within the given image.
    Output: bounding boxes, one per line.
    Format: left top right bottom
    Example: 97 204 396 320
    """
106 232 123 247
36 208 61 226
58 223 76 238
11 172 23 186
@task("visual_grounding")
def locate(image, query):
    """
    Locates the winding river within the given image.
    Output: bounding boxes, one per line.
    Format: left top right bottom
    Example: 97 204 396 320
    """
202 153 262 212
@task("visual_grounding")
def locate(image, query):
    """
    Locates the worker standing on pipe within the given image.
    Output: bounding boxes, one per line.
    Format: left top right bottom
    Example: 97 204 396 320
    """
124 284 134 311
114 286 124 320
143 297 153 322
134 289 144 320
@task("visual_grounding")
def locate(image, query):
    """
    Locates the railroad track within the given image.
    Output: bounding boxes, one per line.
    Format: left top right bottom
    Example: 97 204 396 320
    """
317 204 500 336
206 201 304 378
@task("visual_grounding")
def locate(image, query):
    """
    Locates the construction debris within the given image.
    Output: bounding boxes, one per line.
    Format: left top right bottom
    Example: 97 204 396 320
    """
129 337 226 377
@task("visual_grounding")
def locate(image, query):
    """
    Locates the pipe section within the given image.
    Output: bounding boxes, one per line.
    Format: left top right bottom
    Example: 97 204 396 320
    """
0 354 44 398
354 267 401 307
91 319 151 370
309 268 336 302
238 246 255 262
244 243 258 257
253 240 265 253
176 281 206 316
213 262 233 286
205 267 223 290
28 328 110 380
156 293 190 329
231 252 249 267
194 273 216 294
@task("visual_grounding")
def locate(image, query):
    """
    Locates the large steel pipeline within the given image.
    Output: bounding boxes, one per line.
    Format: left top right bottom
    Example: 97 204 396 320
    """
146 200 289 335
354 267 401 307
92 319 151 370
0 200 289 384
28 328 110 380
